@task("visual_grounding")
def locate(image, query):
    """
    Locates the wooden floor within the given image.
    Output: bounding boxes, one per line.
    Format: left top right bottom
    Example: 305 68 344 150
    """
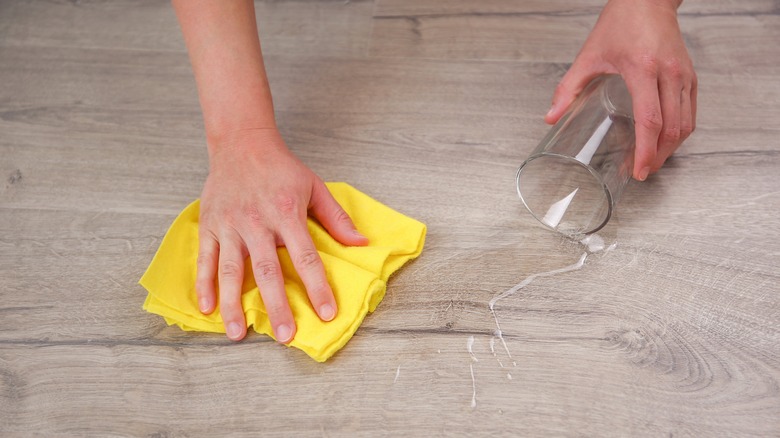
2 0 779 435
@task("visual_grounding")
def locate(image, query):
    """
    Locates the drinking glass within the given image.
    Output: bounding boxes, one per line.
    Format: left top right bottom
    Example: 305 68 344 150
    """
516 75 635 236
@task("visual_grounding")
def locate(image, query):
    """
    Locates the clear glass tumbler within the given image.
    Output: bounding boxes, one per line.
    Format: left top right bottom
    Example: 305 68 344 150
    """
516 75 635 237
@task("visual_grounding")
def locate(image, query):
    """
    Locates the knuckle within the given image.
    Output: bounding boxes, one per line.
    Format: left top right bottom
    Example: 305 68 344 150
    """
195 277 213 293
198 207 216 224
274 195 298 216
307 284 331 303
333 208 352 226
217 213 239 232
252 259 281 282
660 126 681 144
264 302 289 319
685 66 696 82
295 250 322 269
635 54 659 75
196 252 215 269
211 204 232 221
242 204 265 227
663 58 684 79
639 109 663 132
220 294 242 309
274 195 302 227
198 214 212 228
196 254 213 270
219 260 243 279
680 122 693 138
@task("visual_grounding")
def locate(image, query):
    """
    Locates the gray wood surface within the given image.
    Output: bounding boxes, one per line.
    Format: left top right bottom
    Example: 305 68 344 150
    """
1 0 778 436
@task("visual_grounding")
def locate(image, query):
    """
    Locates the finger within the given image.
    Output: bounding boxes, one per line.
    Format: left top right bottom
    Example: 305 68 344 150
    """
691 73 698 133
679 84 693 143
195 229 219 314
651 69 683 172
217 231 248 341
279 220 337 323
245 233 296 344
623 68 662 181
309 181 368 246
545 55 608 125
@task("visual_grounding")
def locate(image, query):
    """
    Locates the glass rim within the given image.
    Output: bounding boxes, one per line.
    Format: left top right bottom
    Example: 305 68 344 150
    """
515 152 614 236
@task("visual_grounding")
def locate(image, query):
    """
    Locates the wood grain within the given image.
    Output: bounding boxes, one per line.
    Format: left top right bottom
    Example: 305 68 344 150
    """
371 0 780 75
0 0 375 57
373 0 780 17
1 0 779 436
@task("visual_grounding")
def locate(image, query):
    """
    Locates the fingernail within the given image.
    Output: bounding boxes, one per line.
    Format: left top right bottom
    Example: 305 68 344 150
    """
275 324 293 343
352 229 368 240
226 322 243 340
545 106 555 118
638 167 651 181
198 297 210 313
319 304 336 321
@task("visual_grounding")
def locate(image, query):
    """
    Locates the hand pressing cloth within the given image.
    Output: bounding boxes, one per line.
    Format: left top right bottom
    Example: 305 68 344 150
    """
140 182 426 362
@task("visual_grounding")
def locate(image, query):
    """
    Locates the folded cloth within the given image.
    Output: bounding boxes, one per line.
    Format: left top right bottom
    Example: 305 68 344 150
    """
140 182 426 362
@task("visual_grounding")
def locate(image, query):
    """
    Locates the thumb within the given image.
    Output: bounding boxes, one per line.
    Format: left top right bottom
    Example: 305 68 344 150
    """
545 58 603 125
309 180 369 246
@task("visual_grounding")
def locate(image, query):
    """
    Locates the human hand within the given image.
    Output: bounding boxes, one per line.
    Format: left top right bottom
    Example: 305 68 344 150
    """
544 0 697 181
196 128 369 342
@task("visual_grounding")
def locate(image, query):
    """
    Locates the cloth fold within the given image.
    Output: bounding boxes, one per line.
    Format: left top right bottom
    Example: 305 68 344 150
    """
139 182 426 362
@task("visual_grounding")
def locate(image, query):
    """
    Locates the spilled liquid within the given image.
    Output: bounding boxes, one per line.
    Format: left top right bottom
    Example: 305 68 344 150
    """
488 252 588 359
467 233 615 409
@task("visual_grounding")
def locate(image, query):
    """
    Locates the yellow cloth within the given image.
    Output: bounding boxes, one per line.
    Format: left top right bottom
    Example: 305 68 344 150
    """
139 182 426 362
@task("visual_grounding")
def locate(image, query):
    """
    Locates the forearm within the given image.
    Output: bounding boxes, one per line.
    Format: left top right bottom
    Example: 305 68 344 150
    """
172 0 276 152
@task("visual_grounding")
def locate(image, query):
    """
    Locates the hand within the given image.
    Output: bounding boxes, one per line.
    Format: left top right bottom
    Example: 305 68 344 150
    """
196 128 369 342
545 0 697 181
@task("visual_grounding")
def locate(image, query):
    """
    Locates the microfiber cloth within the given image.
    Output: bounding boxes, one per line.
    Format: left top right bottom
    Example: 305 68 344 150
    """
140 182 426 362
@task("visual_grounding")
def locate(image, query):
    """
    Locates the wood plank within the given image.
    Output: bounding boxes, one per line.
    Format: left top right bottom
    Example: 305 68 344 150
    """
1 302 777 436
371 0 780 75
3 43 777 215
374 0 604 17
370 8 591 63
254 0 376 57
680 13 780 75
0 0 185 52
0 0 375 57
374 0 780 17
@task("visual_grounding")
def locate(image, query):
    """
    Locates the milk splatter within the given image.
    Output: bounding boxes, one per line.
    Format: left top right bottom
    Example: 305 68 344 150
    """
467 335 478 362
489 252 589 358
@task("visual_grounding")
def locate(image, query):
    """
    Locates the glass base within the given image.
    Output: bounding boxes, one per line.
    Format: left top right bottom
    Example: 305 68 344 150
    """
516 153 612 236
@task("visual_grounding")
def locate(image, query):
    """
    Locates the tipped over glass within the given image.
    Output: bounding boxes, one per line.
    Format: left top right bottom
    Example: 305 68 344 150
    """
516 75 636 237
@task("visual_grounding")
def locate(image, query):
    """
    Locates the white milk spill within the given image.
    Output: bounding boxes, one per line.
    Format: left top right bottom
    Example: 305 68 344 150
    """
467 335 478 362
488 252 588 359
465 233 614 408
467 336 478 408
469 363 477 409
580 234 605 252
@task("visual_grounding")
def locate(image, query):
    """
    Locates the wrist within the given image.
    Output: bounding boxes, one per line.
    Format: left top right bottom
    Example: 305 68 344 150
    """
200 80 279 149
205 116 278 150
637 0 682 12
608 0 681 12
653 0 682 11
206 126 285 159
199 82 279 148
